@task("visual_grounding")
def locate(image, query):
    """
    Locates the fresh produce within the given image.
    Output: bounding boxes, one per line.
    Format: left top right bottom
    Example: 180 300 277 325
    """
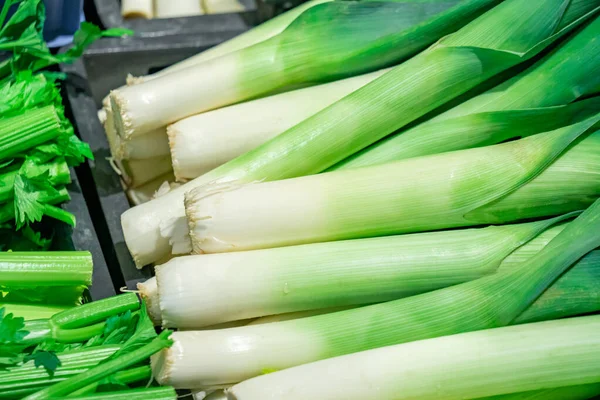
154 0 204 17
169 10 600 182
152 197 600 387
0 251 93 306
111 0 504 139
0 293 174 399
0 0 129 242
121 0 600 267
168 68 388 181
185 119 599 253
121 0 154 19
333 11 600 170
203 0 244 14
156 216 567 328
227 314 600 400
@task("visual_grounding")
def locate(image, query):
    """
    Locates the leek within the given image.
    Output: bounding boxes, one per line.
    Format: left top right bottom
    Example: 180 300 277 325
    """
119 156 173 188
168 69 388 181
334 11 600 170
126 173 176 205
227 315 600 400
121 0 154 19
482 384 600 400
154 0 204 18
151 197 600 387
157 216 566 328
111 0 504 138
203 0 244 14
0 252 93 305
185 119 599 254
137 277 162 325
121 0 600 267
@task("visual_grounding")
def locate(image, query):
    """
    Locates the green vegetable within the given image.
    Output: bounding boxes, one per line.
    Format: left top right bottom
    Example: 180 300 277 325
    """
0 251 92 306
154 196 600 387
112 0 504 138
185 117 599 253
333 11 600 170
65 387 177 400
0 304 68 321
227 315 600 399
157 215 569 329
122 0 600 267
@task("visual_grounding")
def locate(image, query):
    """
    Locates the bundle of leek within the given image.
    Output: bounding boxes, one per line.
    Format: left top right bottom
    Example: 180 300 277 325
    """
167 10 600 182
122 0 600 267
152 195 600 387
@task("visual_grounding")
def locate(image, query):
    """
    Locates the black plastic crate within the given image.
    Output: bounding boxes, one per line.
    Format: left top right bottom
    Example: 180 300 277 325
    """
80 33 247 108
92 0 260 37
62 56 153 290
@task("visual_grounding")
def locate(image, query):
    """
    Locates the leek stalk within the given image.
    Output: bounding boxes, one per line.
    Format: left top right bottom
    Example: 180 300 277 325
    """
334 11 600 170
185 119 599 254
154 0 204 17
227 315 600 399
152 197 600 387
112 0 504 138
168 69 388 180
157 217 566 328
121 0 153 18
121 0 600 267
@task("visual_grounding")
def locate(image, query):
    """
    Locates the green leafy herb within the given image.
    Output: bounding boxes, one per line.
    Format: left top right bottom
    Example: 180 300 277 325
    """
24 350 61 377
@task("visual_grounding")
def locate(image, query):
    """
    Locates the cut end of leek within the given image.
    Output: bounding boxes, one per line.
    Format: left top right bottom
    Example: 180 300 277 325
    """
110 89 134 139
138 277 162 325
167 124 185 182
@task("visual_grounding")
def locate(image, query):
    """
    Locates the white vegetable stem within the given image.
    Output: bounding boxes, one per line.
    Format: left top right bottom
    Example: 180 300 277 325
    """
156 218 558 328
137 277 162 325
154 0 204 18
126 172 176 205
203 0 244 14
122 0 154 18
169 69 388 180
228 315 600 400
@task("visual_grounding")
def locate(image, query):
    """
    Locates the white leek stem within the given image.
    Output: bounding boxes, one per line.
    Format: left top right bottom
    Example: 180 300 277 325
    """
156 218 557 328
154 0 204 18
122 0 154 18
228 315 600 400
169 69 388 181
138 277 161 325
126 172 176 205
203 0 244 14
120 156 173 188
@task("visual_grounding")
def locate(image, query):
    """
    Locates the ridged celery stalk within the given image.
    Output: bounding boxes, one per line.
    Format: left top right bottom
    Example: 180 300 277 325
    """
121 0 600 267
0 346 119 399
152 197 600 387
0 106 63 161
227 315 600 400
157 217 566 328
112 0 504 138
0 158 71 203
121 0 154 18
0 251 93 305
185 119 598 253
169 69 388 181
65 387 177 400
333 12 600 170
154 0 204 17
0 303 69 320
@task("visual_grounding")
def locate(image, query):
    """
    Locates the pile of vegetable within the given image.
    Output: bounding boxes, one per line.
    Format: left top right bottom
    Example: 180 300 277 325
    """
101 0 600 398
1 1 177 399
